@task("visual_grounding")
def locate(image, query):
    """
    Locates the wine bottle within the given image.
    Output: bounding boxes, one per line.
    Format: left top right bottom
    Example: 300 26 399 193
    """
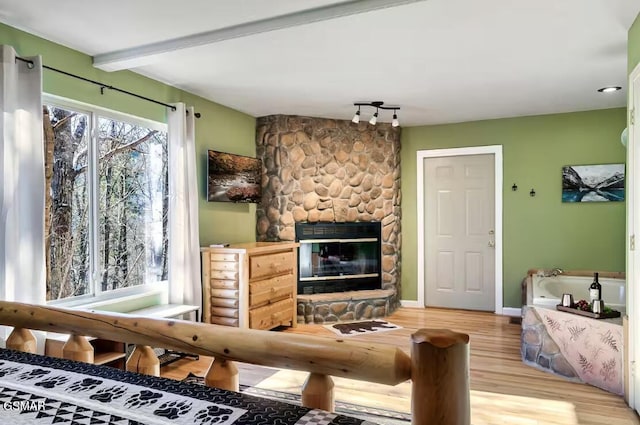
589 272 601 302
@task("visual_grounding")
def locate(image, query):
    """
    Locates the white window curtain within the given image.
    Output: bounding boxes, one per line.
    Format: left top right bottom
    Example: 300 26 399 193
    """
0 45 45 350
168 103 201 314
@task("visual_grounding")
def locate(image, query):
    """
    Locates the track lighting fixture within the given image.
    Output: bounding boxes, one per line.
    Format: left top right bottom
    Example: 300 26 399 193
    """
352 101 400 127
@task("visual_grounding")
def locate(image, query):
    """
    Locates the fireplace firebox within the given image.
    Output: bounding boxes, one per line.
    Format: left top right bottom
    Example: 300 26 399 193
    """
295 222 381 294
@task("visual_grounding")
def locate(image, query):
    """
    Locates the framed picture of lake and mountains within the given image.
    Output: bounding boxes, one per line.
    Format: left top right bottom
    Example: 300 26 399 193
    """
562 164 625 203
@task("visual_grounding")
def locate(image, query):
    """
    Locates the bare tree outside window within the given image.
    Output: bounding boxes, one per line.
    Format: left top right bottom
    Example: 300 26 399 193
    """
44 104 168 301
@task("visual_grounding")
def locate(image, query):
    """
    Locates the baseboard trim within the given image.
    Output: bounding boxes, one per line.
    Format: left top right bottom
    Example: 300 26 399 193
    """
399 302 521 315
502 307 522 317
400 300 422 308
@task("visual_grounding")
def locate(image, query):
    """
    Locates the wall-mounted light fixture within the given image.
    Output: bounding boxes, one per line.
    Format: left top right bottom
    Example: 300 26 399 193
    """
530 188 536 197
512 183 518 191
352 101 400 127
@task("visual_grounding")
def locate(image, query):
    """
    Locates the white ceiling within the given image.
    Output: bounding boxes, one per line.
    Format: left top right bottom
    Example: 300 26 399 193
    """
0 0 638 126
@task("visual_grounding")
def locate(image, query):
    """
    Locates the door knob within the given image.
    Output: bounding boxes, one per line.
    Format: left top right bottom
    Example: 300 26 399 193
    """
488 241 495 247
488 230 494 235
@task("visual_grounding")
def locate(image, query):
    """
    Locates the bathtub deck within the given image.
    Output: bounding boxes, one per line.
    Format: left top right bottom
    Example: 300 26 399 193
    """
161 307 640 425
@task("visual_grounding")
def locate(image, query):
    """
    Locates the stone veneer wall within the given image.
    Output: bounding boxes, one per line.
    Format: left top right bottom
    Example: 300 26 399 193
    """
297 289 395 324
521 306 578 380
255 115 402 307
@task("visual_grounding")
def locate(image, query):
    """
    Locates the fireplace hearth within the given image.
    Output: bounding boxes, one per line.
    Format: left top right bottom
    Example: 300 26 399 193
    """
295 222 381 295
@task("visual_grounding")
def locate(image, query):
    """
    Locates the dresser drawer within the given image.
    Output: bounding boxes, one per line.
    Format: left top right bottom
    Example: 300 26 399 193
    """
210 279 238 290
210 306 239 319
209 297 238 309
249 298 294 330
210 288 239 299
210 253 238 262
210 270 239 281
210 260 238 272
249 274 294 308
209 316 239 327
249 251 294 280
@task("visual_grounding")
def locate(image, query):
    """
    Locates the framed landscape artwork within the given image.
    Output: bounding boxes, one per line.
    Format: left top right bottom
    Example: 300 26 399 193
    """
207 150 262 203
561 164 625 203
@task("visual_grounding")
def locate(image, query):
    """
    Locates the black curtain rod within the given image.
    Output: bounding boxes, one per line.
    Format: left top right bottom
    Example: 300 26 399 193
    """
15 56 201 118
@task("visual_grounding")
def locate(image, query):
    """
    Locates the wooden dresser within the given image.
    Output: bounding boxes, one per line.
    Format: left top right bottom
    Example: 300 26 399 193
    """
201 242 299 330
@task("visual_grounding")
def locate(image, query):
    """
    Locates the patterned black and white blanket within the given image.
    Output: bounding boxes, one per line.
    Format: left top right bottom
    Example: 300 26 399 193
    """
0 349 376 425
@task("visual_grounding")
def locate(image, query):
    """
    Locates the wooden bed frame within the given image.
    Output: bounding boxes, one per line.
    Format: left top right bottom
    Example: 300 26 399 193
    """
0 301 470 425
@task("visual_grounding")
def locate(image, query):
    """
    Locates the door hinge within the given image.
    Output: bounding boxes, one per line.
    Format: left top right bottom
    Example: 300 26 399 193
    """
632 360 636 377
631 235 636 251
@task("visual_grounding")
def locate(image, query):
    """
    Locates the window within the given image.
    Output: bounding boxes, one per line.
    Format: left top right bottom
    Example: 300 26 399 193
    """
44 98 168 302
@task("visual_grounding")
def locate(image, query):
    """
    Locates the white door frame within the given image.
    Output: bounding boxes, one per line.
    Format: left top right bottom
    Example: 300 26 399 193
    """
417 145 503 314
626 62 640 411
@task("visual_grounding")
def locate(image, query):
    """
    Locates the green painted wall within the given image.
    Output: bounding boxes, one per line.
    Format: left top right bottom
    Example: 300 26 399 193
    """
0 23 257 245
629 13 640 74
401 109 627 307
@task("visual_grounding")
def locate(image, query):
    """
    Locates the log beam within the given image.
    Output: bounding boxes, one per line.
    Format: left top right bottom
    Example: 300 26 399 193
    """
301 373 335 412
6 328 36 353
205 358 239 391
410 328 470 425
126 345 160 376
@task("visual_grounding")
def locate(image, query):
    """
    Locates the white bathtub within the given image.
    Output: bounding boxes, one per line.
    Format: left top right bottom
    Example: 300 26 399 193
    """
531 274 626 313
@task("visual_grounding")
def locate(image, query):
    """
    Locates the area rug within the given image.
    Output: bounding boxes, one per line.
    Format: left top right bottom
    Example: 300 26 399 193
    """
182 372 410 425
322 319 402 337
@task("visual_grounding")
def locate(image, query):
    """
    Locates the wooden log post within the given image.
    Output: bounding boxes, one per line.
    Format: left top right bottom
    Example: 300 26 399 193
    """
205 358 239 391
301 373 335 412
126 345 160 376
411 329 470 425
6 328 37 353
62 334 94 363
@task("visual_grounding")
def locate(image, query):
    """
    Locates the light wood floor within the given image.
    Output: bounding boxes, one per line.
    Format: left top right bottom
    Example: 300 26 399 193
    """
161 307 640 425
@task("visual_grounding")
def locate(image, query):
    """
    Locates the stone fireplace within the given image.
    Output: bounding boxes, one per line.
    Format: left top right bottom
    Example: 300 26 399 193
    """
255 115 401 323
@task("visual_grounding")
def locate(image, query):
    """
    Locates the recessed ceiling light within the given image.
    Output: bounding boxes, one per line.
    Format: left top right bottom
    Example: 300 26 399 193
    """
597 86 622 93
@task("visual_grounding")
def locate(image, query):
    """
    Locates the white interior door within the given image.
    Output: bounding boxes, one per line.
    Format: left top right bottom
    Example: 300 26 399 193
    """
424 154 495 311
628 64 640 413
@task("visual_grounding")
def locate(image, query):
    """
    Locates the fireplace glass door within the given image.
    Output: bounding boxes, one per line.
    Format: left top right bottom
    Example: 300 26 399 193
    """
299 239 379 279
296 222 382 294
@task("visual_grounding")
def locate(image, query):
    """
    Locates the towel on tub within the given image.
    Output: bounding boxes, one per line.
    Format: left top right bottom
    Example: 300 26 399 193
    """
532 305 623 395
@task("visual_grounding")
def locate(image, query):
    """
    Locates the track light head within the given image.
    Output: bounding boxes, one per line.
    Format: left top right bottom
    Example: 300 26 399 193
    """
352 108 360 124
369 110 378 125
392 111 399 127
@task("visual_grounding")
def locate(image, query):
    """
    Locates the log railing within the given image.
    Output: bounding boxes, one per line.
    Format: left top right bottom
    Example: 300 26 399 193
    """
0 301 470 425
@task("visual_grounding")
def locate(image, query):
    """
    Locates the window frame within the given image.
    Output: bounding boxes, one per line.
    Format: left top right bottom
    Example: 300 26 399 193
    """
44 94 169 308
